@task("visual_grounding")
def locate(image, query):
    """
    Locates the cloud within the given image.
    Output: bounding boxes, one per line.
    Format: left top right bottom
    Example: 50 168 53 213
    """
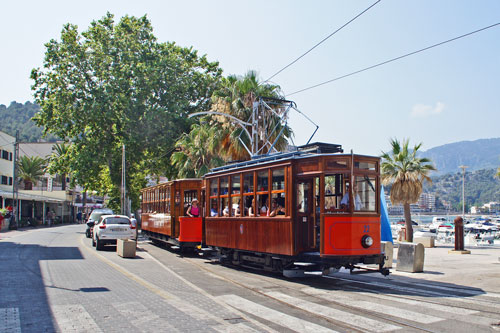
410 102 445 118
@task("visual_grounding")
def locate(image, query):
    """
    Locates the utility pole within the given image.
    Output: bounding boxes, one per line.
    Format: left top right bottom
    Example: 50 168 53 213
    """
459 165 468 217
121 144 126 215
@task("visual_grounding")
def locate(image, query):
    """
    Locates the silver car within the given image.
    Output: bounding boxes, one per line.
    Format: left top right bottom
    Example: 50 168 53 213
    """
92 215 135 250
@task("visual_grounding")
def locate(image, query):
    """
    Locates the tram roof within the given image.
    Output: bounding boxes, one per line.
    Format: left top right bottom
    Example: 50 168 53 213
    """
206 142 364 175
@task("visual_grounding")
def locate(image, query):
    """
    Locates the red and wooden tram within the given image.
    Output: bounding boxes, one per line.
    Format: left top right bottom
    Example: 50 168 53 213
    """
140 142 388 276
140 179 203 249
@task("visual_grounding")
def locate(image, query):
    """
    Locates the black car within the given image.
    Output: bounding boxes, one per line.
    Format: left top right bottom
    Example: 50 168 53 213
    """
85 208 113 238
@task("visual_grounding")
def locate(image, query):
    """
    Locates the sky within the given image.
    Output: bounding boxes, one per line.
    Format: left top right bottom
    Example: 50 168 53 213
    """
1 0 499 156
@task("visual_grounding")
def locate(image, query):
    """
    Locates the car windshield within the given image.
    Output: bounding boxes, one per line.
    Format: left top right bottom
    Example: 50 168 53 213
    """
104 217 130 225
89 210 113 220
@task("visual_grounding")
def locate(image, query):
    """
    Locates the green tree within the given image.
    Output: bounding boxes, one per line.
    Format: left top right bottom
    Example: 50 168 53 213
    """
381 138 436 241
31 13 222 211
18 156 47 190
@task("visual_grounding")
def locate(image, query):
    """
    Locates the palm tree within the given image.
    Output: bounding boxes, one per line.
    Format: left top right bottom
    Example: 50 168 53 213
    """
171 122 225 178
18 156 47 190
211 70 292 161
381 138 436 242
50 143 70 190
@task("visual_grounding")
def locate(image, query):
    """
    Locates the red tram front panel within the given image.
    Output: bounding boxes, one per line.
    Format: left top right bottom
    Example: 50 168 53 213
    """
178 217 203 243
322 216 381 256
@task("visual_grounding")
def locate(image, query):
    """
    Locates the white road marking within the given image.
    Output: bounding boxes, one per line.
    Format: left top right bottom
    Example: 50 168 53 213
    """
302 288 442 324
218 294 338 333
52 304 102 332
0 308 20 333
326 275 497 307
263 291 400 332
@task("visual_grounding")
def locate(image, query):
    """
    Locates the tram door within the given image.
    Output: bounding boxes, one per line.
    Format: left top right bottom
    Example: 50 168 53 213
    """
296 179 315 251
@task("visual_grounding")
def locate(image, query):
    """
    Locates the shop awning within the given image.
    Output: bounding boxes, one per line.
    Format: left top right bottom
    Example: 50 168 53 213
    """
0 189 66 203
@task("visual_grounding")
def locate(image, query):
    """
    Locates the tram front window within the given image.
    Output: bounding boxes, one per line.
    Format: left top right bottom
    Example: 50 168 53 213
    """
354 176 376 211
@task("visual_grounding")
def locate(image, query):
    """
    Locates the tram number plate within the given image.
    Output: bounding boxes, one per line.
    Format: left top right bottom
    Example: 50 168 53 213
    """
302 217 307 223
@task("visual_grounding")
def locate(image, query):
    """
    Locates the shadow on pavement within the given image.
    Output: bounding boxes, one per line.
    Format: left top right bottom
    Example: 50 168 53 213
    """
0 241 85 331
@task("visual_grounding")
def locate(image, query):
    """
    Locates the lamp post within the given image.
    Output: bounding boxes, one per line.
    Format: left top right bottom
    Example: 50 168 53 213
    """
459 165 468 217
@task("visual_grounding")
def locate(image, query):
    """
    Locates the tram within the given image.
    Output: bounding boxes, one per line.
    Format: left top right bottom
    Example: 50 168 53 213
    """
140 142 388 276
140 179 203 249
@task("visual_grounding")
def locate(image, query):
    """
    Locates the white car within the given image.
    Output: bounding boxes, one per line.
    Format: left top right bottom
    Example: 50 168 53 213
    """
92 215 136 250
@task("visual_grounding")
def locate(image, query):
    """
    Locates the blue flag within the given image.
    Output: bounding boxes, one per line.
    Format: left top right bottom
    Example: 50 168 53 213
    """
380 185 393 243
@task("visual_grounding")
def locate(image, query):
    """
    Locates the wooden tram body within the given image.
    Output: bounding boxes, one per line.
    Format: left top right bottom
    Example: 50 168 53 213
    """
140 179 203 248
140 143 387 275
203 143 385 274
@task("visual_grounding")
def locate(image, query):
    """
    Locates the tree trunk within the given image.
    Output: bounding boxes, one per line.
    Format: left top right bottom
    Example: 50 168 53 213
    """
403 202 413 242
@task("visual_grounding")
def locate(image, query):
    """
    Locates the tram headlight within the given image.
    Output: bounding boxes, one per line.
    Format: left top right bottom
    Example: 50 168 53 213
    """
361 235 374 248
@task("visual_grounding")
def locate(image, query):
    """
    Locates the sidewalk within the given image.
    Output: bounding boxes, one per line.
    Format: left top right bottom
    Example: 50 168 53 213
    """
389 242 500 293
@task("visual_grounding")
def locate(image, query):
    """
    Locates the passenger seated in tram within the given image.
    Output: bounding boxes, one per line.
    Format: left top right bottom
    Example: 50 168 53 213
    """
258 195 268 216
223 206 230 217
210 202 218 217
248 198 256 217
233 200 241 217
269 199 285 217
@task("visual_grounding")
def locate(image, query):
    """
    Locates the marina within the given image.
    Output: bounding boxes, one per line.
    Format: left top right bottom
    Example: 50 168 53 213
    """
389 214 500 246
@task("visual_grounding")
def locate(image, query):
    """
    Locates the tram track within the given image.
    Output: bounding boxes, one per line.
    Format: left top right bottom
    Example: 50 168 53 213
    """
179 253 448 333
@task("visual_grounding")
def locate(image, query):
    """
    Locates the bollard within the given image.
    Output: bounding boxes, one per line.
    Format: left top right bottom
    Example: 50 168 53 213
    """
117 239 136 258
381 241 393 268
454 216 464 251
396 242 425 273
414 236 435 248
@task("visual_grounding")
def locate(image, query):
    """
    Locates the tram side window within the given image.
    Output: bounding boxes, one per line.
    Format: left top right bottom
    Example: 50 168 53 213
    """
269 193 286 216
243 173 254 193
325 174 345 212
272 169 284 190
166 188 171 214
221 197 229 217
220 177 229 216
257 170 269 217
354 176 376 211
210 198 218 216
257 194 268 216
231 175 241 216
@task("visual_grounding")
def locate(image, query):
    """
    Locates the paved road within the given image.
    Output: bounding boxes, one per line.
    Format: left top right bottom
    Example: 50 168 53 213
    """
1 225 500 332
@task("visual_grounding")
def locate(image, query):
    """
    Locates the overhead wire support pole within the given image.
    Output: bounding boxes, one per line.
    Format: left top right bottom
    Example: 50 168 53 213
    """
264 0 382 83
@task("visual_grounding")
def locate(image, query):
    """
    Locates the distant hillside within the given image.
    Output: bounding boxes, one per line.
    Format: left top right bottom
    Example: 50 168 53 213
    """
0 101 58 142
425 168 500 211
421 138 500 176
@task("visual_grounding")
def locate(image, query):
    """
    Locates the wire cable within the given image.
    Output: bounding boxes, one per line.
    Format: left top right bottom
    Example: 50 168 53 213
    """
263 0 382 83
286 22 500 97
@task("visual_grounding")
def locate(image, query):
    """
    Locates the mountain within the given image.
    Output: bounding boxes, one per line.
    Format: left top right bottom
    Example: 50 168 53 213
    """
0 101 58 142
421 138 500 176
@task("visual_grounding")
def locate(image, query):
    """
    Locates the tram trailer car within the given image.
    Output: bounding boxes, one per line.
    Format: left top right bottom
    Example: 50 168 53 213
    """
141 179 203 251
203 143 388 276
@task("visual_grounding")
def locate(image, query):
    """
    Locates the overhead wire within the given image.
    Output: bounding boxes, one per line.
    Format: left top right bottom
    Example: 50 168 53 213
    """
286 22 500 97
263 0 382 83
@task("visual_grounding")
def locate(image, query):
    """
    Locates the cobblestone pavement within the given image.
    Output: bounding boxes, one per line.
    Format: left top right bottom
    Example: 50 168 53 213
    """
0 225 264 332
2 225 500 332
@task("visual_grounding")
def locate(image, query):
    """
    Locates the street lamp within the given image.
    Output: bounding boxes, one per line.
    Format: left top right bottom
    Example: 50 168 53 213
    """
459 165 468 217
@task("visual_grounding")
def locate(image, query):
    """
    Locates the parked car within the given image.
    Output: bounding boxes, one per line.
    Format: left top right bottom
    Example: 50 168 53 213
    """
85 208 113 238
92 215 136 250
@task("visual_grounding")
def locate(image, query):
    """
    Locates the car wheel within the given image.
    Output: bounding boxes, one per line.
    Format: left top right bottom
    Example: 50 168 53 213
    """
95 237 103 250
